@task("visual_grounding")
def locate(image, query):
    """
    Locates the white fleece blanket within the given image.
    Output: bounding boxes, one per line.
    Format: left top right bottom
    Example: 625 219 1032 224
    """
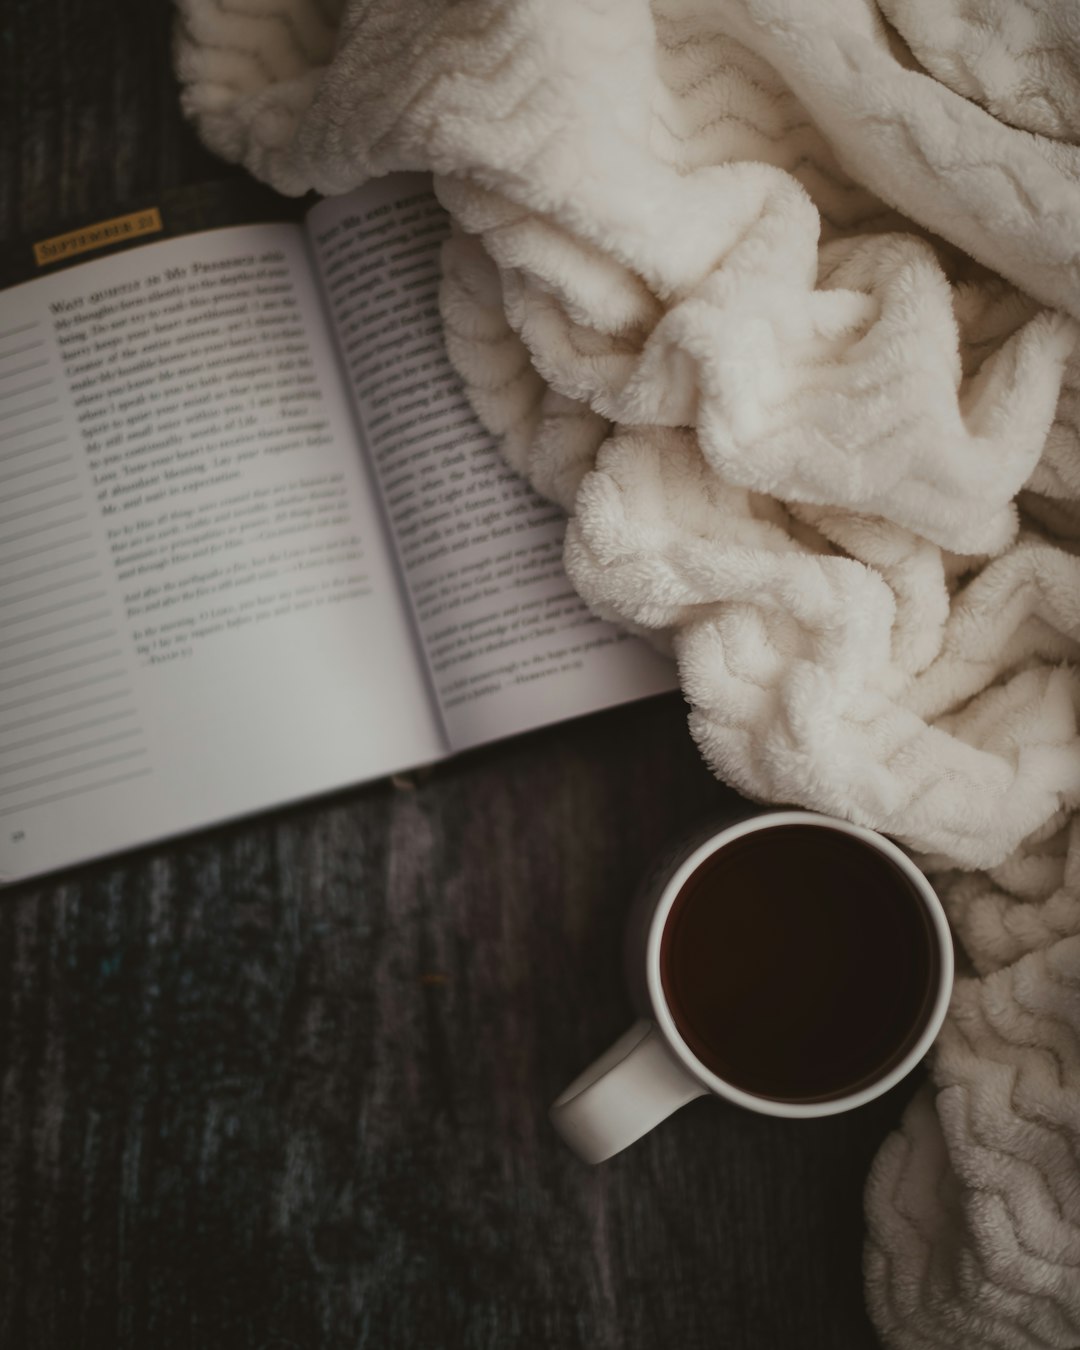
174 1 1080 1343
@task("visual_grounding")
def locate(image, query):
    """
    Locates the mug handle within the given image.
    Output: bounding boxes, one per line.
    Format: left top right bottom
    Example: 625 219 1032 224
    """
549 1020 708 1163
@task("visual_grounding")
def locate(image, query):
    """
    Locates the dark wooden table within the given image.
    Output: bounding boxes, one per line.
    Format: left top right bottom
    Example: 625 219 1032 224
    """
0 4 910 1345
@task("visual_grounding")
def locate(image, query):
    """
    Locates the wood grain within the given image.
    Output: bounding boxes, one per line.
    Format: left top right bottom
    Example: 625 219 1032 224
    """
0 3 903 1345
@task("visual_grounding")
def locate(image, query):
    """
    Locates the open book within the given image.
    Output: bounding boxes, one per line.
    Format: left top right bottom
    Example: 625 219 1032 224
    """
0 174 675 884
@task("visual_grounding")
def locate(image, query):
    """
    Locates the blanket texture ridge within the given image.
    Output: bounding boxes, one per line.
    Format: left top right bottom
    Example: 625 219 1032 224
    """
174 1 1080 1344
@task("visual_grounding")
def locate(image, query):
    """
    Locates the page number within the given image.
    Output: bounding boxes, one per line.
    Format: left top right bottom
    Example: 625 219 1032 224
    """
10 830 25 843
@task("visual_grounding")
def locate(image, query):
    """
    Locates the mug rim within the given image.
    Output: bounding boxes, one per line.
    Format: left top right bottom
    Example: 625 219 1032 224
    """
644 809 954 1119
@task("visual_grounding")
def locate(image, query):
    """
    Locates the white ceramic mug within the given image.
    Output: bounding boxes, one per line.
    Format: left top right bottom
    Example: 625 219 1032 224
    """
550 810 954 1164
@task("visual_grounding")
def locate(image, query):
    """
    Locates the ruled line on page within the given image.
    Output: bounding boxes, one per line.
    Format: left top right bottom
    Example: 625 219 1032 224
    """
0 322 39 345
0 569 103 610
0 378 52 404
0 359 49 382
0 767 153 819
0 647 123 694
0 727 143 778
0 511 88 548
0 339 45 363
0 453 74 485
0 493 83 529
0 416 62 442
0 397 58 423
0 529 92 566
0 626 117 671
0 472 79 504
0 592 107 633
0 549 96 588
0 687 128 733
0 435 69 466
0 705 136 754
0 747 148 798
0 607 111 646
0 667 126 716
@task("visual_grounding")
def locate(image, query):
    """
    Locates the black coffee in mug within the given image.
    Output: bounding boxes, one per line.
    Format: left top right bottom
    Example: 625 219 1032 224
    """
659 824 941 1102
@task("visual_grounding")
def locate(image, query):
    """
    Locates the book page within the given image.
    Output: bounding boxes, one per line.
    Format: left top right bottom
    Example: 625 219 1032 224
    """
307 177 676 751
0 222 444 884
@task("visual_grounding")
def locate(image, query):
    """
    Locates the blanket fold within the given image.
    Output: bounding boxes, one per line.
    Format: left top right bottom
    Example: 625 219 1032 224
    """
175 2 1080 1343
